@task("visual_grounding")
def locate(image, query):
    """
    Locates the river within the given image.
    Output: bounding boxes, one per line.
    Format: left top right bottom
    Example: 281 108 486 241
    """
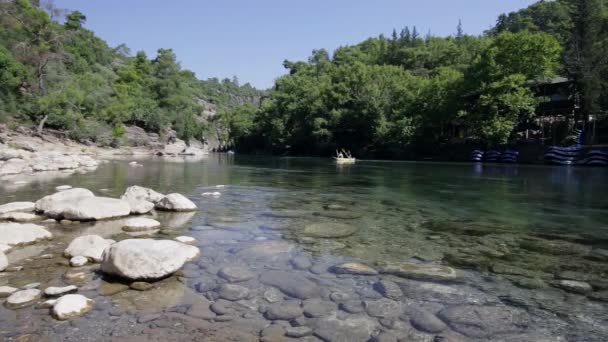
0 155 607 341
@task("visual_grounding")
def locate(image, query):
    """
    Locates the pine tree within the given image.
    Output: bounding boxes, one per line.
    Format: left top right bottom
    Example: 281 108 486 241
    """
400 26 411 46
411 26 420 46
456 19 464 40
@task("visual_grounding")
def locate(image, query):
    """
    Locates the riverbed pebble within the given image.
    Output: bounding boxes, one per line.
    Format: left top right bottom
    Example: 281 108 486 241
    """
44 285 78 297
175 236 196 244
331 262 378 275
5 289 41 309
70 256 88 267
265 301 303 320
218 266 254 282
217 284 250 301
52 294 94 320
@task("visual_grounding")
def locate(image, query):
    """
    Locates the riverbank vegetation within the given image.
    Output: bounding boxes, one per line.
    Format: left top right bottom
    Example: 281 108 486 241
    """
1 0 606 156
0 0 263 146
220 0 607 156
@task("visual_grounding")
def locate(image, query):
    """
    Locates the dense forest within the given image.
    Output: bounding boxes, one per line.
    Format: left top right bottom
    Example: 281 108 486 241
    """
0 0 606 156
0 0 263 146
219 0 607 157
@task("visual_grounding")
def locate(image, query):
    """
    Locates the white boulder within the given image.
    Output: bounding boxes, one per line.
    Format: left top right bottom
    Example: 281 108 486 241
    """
0 286 18 298
70 256 88 267
59 197 131 221
64 235 115 262
155 193 197 212
175 236 197 245
101 239 199 280
0 223 52 246
35 188 95 213
0 158 29 176
121 186 164 215
52 294 94 320
0 212 39 222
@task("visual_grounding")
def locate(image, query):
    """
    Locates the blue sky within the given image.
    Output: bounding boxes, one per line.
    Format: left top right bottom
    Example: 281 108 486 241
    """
55 0 537 89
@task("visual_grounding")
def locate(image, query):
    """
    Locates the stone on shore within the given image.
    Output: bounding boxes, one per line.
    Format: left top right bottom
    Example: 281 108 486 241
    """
122 218 161 232
64 235 115 262
100 239 200 280
44 285 78 297
35 188 95 213
0 202 35 215
155 193 197 212
260 270 320 299
0 223 52 246
303 222 357 238
382 263 463 283
52 294 94 320
5 289 41 309
331 262 378 275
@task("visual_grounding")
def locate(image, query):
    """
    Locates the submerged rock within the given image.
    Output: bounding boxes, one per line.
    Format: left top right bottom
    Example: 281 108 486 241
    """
100 239 200 280
409 308 447 333
331 262 378 275
122 218 161 232
382 263 463 283
303 222 358 238
5 289 41 309
554 280 592 294
437 305 528 338
64 235 115 262
237 241 294 260
260 270 321 299
218 266 254 283
0 222 52 246
0 202 35 215
52 294 94 320
155 193 197 212
217 284 250 301
374 280 403 300
364 298 403 318
313 313 379 342
265 301 303 320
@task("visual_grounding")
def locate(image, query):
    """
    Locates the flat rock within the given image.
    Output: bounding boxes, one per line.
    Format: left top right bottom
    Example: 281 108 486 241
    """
55 185 72 191
35 188 95 213
554 280 592 294
217 284 250 301
5 289 41 309
437 305 528 338
100 239 200 280
331 262 378 275
286 326 313 338
0 202 35 215
0 212 39 222
382 263 463 283
130 281 153 291
55 197 131 221
155 193 197 212
186 300 216 320
218 266 254 282
290 255 313 270
122 218 161 232
64 235 115 262
0 286 18 298
52 294 94 320
237 241 294 259
44 285 78 297
303 222 357 238
175 236 196 244
0 223 52 246
260 270 320 299
265 301 303 320
313 211 362 220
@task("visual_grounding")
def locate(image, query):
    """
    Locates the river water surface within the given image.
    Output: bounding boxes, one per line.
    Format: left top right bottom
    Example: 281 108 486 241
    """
0 155 607 341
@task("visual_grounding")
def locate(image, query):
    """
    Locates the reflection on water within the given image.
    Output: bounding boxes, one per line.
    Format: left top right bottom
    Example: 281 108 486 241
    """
0 155 607 341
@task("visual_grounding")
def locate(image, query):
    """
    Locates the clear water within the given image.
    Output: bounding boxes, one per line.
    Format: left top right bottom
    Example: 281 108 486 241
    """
0 155 607 341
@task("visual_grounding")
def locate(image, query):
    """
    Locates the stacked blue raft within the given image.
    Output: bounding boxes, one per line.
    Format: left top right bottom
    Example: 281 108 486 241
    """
470 150 519 163
544 128 608 165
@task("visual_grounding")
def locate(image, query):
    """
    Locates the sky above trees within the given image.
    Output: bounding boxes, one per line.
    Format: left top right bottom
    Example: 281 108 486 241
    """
54 0 537 88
